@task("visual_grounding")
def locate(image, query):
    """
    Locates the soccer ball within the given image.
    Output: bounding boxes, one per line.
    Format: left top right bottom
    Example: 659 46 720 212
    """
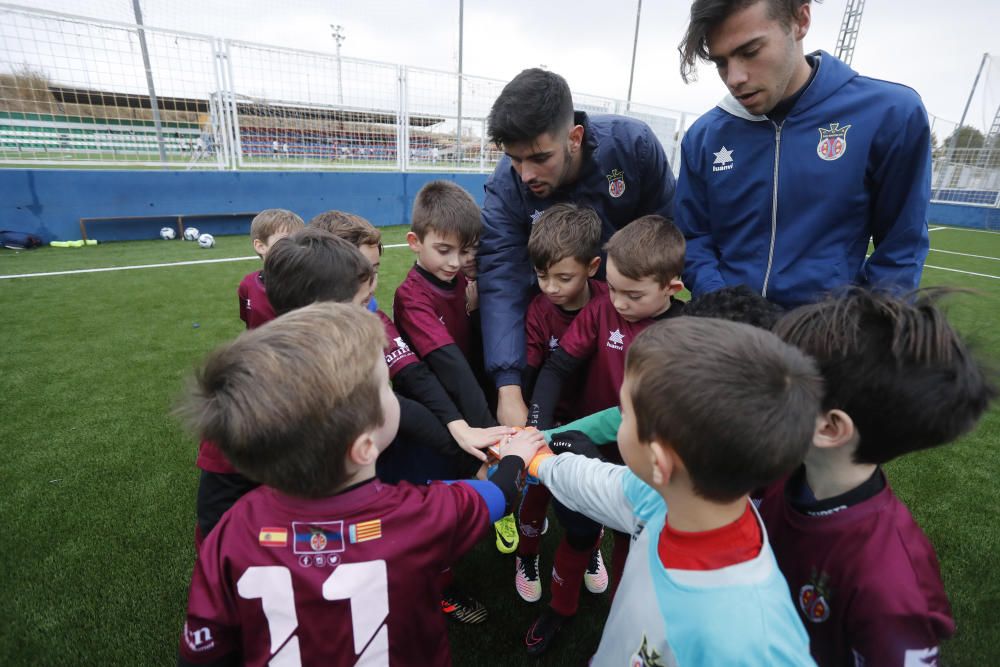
159 227 176 240
183 227 200 241
197 233 216 249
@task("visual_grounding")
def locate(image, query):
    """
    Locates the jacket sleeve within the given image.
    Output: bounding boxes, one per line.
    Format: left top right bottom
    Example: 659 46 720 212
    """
478 167 534 389
675 133 727 298
860 96 931 293
637 122 676 220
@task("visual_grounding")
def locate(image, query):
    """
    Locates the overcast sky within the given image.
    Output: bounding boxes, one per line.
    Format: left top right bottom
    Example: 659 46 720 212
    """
14 0 1000 135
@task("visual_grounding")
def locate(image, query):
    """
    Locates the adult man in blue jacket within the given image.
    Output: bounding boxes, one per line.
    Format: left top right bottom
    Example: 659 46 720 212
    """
479 68 675 426
675 0 930 309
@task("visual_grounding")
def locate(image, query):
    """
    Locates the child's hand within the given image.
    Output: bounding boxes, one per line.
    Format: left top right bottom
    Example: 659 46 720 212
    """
496 427 546 466
448 421 513 462
465 279 479 313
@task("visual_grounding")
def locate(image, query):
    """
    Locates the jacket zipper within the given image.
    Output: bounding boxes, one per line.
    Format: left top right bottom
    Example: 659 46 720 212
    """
762 122 782 298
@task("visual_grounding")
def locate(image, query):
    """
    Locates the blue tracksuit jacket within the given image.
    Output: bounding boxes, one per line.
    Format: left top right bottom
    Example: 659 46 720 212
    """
675 51 930 309
479 112 675 387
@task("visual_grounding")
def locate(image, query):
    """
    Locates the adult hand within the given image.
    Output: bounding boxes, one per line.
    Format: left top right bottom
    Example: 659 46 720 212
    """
497 385 528 427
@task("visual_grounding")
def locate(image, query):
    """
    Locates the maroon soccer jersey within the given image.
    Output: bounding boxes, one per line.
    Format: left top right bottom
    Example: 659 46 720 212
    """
180 479 492 666
525 280 608 421
758 478 955 667
196 440 237 474
376 310 419 380
558 293 684 417
238 271 276 330
393 265 471 357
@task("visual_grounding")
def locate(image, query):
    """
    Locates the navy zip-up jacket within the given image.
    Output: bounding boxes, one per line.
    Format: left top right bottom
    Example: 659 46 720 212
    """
479 112 675 388
676 51 930 309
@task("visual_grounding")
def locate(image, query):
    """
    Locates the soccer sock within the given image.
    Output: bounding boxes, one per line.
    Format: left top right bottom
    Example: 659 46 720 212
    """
549 537 592 617
610 530 630 600
517 484 551 556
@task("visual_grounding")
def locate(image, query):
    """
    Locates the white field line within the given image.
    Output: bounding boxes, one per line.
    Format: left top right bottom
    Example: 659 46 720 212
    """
928 226 946 231
928 226 1000 235
0 242 411 280
928 248 1000 262
923 264 1000 280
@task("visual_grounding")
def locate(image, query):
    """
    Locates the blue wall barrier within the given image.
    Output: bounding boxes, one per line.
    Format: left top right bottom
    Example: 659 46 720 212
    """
0 169 491 242
928 201 1000 231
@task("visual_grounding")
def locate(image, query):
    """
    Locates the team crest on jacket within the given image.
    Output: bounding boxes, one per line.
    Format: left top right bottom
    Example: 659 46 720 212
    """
799 569 832 623
607 169 626 198
816 123 851 161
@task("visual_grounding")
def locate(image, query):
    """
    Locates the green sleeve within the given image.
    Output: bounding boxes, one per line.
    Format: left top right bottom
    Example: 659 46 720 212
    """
544 407 621 446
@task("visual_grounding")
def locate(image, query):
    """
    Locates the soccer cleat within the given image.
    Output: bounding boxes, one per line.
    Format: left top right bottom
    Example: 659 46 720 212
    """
514 554 542 602
525 608 569 656
495 513 519 553
584 547 609 594
440 591 488 624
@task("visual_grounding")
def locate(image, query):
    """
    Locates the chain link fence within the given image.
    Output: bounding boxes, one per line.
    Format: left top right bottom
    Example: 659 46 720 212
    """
0 4 692 174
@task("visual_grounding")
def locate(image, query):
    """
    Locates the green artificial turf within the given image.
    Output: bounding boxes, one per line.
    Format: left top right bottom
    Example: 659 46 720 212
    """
1 225 999 665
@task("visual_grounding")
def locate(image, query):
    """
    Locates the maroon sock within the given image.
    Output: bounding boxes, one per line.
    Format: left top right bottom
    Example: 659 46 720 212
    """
610 530 630 600
549 537 591 617
517 484 551 556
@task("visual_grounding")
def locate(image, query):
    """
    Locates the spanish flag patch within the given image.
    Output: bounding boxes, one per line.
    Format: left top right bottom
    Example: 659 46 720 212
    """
349 519 382 543
258 527 288 547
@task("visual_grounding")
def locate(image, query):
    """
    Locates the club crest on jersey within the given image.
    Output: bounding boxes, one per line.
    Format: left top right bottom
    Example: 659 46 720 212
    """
817 123 851 161
607 169 626 198
607 328 625 351
712 146 734 172
630 634 667 667
293 521 345 555
799 569 832 623
548 335 559 351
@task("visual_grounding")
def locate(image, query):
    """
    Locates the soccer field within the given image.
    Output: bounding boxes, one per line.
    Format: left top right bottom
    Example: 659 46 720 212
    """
1 224 998 666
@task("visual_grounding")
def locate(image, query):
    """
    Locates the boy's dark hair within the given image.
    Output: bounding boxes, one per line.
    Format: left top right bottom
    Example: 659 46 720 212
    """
487 68 575 147
411 180 481 248
627 317 822 502
264 228 374 315
309 210 383 254
685 284 785 330
774 288 997 464
527 203 602 271
182 302 386 498
604 215 686 286
679 0 814 83
250 208 304 242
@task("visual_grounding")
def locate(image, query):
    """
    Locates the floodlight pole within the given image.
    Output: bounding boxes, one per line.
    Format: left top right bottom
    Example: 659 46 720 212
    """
949 52 988 158
331 25 346 105
132 0 167 162
626 0 642 112
456 0 464 167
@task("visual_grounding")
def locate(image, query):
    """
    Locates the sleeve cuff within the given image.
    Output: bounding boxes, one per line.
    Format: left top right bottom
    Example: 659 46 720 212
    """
493 369 522 389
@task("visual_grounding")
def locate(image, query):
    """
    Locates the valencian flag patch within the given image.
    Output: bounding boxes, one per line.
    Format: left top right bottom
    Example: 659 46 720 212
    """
258 527 288 548
350 519 383 543
292 521 346 554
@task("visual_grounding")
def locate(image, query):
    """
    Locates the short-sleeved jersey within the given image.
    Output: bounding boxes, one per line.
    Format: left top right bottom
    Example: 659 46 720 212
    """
393 265 471 357
180 479 502 666
537 454 815 666
525 280 609 421
376 310 419 380
238 271 276 330
758 479 954 667
558 293 684 417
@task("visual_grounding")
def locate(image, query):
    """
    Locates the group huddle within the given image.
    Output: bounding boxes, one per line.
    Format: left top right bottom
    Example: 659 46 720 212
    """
176 1 991 664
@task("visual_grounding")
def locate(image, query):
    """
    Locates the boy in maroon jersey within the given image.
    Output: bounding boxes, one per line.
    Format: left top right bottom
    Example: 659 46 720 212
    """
177 302 546 667
237 209 304 328
194 208 305 546
312 211 511 480
524 214 685 647
510 204 610 654
762 288 997 667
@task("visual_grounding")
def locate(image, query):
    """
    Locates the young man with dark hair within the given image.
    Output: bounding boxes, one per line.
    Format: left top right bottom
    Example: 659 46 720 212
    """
528 316 821 664
674 0 930 309
177 303 546 667
479 67 676 428
762 288 997 666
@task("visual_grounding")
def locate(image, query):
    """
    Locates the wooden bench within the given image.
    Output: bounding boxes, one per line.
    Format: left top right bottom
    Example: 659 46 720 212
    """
78 212 259 241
